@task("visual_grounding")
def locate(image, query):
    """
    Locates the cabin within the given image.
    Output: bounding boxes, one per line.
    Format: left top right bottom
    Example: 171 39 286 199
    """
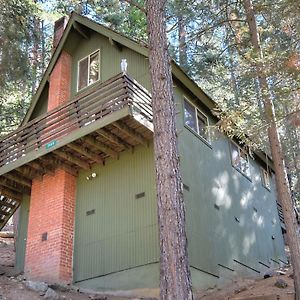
0 13 287 292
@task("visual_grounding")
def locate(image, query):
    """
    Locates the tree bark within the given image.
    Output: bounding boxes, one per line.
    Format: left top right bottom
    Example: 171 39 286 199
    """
145 1 193 299
178 14 188 72
243 0 300 298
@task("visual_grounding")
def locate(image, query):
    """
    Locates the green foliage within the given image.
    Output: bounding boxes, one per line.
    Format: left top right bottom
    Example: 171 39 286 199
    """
0 0 35 88
165 0 300 204
0 0 40 135
0 0 298 202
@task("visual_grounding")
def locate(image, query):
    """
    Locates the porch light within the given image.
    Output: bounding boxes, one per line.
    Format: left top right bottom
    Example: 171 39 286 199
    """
86 172 97 180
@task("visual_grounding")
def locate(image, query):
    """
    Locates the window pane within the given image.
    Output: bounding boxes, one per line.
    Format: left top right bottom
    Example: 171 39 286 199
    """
231 143 240 168
197 111 208 139
184 100 197 132
89 51 100 84
240 151 250 176
262 170 270 188
78 57 88 90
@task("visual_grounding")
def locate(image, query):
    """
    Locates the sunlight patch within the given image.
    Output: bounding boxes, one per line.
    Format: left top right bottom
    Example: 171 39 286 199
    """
212 172 232 209
243 231 256 256
240 191 252 208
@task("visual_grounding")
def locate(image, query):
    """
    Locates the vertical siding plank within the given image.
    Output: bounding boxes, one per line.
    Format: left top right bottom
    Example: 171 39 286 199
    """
74 143 158 282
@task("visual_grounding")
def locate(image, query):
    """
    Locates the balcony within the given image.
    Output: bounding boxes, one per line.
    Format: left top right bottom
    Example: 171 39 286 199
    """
0 73 153 228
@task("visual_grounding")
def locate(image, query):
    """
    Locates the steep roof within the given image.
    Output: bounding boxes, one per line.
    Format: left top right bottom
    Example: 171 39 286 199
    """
22 12 273 170
22 12 215 124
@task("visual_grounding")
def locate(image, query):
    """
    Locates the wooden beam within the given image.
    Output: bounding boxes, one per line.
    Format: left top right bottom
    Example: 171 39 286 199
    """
67 143 104 164
0 178 30 195
73 22 90 39
43 154 79 177
59 163 79 177
108 36 123 51
18 165 44 179
29 161 48 174
113 121 148 146
36 158 56 175
3 173 32 188
0 186 22 201
54 149 90 170
14 168 34 180
96 128 132 149
83 136 118 159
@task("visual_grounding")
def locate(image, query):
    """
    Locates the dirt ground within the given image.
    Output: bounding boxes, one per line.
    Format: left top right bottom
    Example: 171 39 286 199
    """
0 236 295 300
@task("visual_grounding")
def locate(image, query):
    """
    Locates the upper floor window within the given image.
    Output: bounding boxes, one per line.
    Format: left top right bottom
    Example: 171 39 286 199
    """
78 50 100 91
183 98 209 141
261 168 271 190
231 142 251 178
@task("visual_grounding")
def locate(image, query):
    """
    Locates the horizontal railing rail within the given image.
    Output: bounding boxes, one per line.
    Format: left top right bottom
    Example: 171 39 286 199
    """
0 73 152 169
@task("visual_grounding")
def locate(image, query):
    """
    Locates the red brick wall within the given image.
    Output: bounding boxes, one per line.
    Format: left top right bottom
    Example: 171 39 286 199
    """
25 170 76 282
48 51 72 111
25 49 77 283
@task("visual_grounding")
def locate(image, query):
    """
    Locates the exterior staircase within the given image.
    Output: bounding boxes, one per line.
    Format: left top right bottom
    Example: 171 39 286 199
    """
0 195 19 231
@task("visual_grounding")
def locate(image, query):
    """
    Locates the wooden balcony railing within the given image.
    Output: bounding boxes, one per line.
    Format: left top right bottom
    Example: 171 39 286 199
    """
0 73 153 175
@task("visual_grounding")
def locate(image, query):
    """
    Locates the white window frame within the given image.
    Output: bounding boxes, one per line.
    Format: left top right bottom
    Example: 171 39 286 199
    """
230 141 251 179
261 168 271 190
77 49 101 91
183 97 210 142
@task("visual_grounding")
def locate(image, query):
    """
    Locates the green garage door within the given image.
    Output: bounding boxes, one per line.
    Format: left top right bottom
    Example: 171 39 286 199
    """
73 144 158 282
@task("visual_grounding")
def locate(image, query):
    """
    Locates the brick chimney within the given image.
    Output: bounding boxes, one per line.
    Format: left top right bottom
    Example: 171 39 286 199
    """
25 16 76 284
53 16 69 51
48 16 72 110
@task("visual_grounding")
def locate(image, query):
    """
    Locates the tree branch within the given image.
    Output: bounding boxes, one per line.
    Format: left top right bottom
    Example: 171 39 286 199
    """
123 0 146 14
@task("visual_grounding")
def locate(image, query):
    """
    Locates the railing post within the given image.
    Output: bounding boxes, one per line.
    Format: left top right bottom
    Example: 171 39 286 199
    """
33 123 42 150
74 100 82 128
0 140 4 167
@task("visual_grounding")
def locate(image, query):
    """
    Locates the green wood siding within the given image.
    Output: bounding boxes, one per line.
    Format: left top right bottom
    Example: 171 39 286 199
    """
74 143 158 282
15 196 30 273
29 84 49 121
174 86 286 277
69 31 151 98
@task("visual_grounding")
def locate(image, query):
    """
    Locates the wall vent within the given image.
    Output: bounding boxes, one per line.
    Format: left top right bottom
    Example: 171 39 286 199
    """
214 203 220 210
41 232 48 241
86 209 95 216
135 192 145 199
183 184 190 191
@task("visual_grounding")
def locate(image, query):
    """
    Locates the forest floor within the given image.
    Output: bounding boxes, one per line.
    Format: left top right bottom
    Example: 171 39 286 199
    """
0 236 295 300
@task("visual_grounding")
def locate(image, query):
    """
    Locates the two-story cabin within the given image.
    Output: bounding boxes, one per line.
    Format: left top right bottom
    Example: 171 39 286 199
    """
0 13 286 292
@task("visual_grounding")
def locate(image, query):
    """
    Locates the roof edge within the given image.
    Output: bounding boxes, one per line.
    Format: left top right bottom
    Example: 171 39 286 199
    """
21 12 275 171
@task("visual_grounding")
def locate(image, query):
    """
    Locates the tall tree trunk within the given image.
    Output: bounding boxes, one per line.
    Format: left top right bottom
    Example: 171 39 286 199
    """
224 23 240 105
145 1 193 299
31 0 40 95
243 0 300 298
178 14 188 72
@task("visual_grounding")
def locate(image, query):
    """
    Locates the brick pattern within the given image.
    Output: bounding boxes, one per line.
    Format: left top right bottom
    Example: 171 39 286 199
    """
25 169 76 283
25 49 76 283
48 51 72 111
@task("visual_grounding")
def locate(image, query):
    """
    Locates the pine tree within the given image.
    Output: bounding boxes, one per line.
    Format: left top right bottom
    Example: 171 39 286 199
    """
242 0 300 297
146 0 193 299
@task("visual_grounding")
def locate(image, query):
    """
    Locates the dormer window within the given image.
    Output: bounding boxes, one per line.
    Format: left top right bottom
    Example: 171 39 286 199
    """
78 50 100 91
183 98 209 141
